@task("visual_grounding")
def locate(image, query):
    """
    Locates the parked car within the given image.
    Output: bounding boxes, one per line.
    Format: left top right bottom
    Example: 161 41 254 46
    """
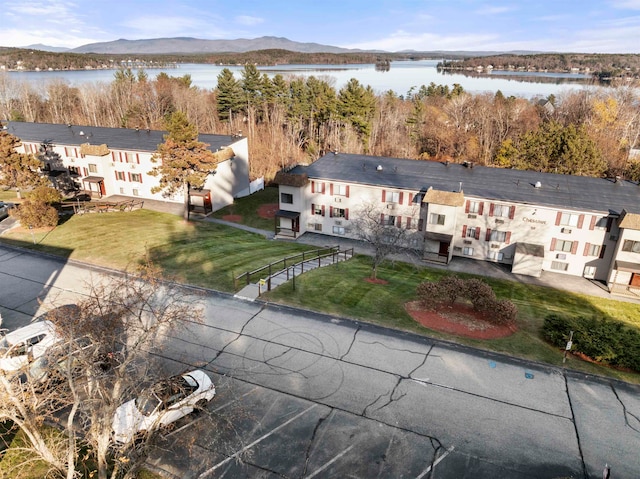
112 369 215 444
0 320 61 372
0 201 15 221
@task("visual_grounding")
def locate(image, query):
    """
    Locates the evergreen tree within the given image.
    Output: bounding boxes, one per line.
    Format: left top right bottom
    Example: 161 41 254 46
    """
215 68 243 121
337 78 377 151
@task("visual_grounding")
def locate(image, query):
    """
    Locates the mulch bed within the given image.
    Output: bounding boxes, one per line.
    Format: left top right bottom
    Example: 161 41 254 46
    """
405 301 517 339
257 204 278 219
221 215 242 222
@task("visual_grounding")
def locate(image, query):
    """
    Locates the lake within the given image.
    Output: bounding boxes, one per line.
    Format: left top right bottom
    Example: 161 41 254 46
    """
6 59 597 99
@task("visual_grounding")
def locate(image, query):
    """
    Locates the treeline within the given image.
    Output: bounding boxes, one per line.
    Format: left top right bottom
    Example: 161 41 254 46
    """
439 53 640 78
0 47 405 71
1 66 639 183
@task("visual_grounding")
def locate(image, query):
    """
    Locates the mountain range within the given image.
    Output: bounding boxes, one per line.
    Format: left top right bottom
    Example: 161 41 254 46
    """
25 36 357 55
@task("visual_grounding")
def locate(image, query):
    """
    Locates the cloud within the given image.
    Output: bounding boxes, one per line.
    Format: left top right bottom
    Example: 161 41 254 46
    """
119 15 228 39
610 0 640 8
474 5 515 15
235 15 264 26
345 30 501 52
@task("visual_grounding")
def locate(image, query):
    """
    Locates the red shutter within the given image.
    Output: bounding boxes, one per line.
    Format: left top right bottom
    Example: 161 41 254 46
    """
330 183 334 196
115 171 119 181
408 193 414 205
380 213 385 224
345 208 349 220
589 216 596 230
136 153 140 164
83 167 88 176
577 214 584 229
311 181 315 193
321 205 325 216
505 232 511 244
555 212 562 226
397 216 402 227
583 243 590 256
461 225 467 238
64 147 69 156
399 192 404 205
465 200 470 213
571 241 578 255
128 172 131 181
382 190 386 202
406 217 412 229
475 227 480 240
486 228 491 241
345 185 350 198
138 174 142 183
550 238 557 251
119 152 124 162
74 148 79 158
311 203 315 214
599 245 606 259
489 203 495 216
509 206 516 219
111 151 116 161
478 202 484 215
330 207 334 218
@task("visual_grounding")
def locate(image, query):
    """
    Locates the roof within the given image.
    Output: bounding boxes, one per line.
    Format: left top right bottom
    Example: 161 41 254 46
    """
618 210 640 230
5 121 241 154
423 187 465 206
289 153 640 215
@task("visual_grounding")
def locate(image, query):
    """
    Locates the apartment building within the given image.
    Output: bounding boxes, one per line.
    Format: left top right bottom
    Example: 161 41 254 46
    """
7 121 251 213
275 152 640 295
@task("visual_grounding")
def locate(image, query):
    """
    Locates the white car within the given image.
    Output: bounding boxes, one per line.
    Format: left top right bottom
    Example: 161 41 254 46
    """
112 369 216 444
0 320 60 372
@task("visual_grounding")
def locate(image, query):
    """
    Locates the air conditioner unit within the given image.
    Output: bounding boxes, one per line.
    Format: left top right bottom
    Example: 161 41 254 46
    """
467 214 477 219
495 219 504 224
387 203 396 210
130 164 136 169
561 227 572 234
334 220 342 225
556 253 567 260
463 239 472 245
335 197 342 203
491 244 500 249
110 162 115 167
69 158 75 163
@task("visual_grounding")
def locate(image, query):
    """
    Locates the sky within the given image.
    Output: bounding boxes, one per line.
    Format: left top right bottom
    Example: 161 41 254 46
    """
1 0 639 53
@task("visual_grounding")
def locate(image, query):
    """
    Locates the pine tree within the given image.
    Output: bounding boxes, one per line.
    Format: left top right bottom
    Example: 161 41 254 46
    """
0 130 48 198
215 68 243 122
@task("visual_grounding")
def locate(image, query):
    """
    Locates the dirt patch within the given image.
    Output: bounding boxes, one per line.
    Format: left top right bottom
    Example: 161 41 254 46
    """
257 203 279 219
11 226 55 234
222 215 242 223
364 277 389 285
405 301 517 339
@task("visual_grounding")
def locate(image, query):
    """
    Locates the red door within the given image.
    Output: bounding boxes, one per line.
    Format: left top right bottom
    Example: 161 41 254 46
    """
438 241 449 257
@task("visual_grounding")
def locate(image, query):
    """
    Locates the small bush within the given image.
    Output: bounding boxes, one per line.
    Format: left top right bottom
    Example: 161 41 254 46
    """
415 281 441 309
439 275 464 304
463 278 496 312
11 200 59 228
493 299 518 325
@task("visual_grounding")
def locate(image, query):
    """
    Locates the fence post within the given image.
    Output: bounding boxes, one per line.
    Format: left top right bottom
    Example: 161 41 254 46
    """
268 264 272 291
292 265 296 291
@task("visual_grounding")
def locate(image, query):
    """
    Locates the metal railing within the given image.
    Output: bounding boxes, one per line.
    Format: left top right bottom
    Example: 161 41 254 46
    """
234 246 354 292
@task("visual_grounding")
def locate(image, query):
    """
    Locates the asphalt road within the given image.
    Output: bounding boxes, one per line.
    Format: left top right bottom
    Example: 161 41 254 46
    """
0 245 638 479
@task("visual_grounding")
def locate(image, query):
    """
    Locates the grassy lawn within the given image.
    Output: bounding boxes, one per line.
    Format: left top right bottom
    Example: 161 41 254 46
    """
211 186 279 231
1 187 639 383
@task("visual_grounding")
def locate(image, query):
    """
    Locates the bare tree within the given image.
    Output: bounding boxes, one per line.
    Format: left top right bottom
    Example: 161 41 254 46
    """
351 201 418 280
0 261 206 479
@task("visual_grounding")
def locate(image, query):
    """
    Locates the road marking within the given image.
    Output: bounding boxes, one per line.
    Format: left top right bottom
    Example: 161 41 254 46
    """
415 445 455 479
304 444 357 478
166 387 259 438
198 403 318 478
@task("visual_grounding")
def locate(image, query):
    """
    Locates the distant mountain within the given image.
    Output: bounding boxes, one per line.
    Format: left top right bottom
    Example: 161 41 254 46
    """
23 44 70 53
71 36 354 54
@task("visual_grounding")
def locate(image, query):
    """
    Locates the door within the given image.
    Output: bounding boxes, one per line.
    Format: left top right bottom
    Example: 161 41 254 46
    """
438 241 449 257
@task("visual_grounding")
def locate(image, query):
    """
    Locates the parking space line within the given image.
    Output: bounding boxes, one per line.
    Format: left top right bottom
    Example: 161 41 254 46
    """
415 445 455 479
198 404 318 478
304 443 356 478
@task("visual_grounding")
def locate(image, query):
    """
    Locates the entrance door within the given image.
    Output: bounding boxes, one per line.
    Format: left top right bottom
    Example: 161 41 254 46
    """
630 273 640 287
438 241 449 257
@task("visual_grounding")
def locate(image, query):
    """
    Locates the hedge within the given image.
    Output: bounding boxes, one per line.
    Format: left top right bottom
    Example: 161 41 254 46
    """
542 313 640 372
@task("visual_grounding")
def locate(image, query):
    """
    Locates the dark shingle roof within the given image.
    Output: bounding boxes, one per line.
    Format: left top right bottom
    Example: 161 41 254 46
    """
6 121 239 153
290 152 640 215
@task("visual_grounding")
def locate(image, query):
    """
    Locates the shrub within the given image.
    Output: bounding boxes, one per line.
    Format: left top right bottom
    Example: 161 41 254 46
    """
493 299 518 325
463 278 496 312
415 281 441 309
438 275 464 304
10 200 59 228
27 186 62 205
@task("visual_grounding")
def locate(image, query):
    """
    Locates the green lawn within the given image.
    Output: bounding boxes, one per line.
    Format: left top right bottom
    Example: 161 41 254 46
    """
1 191 640 383
211 186 279 231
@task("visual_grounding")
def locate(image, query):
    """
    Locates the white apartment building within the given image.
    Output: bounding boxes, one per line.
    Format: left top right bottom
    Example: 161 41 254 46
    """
7 121 251 213
275 152 640 295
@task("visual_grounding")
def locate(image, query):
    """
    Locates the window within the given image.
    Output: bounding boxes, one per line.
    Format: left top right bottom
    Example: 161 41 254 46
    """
583 265 596 278
68 166 80 176
313 224 322 232
333 208 346 218
489 230 507 242
493 204 509 218
132 189 139 196
387 191 400 203
280 192 293 204
466 226 476 238
586 244 602 257
385 215 396 226
119 187 125 194
333 226 345 235
551 261 569 271
130 173 142 183
559 212 579 227
335 184 348 196
313 204 323 216
115 171 126 181
463 247 474 255
467 201 481 214
125 152 137 163
488 251 504 261
622 240 640 253
430 213 445 225
311 181 326 194
556 240 574 252
88 164 97 173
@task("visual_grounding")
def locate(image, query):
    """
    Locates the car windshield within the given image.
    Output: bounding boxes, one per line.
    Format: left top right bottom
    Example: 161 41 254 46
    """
28 356 50 381
135 391 161 416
